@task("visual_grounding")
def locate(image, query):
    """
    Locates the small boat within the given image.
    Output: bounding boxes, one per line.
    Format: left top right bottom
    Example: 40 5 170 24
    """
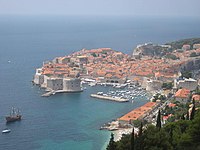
108 127 118 131
5 107 22 123
2 128 11 133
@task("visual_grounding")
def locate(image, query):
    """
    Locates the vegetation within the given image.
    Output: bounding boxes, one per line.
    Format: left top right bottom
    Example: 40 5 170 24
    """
162 82 173 89
132 120 142 128
181 71 192 79
190 52 198 57
151 93 166 102
107 110 200 150
156 109 162 129
91 53 98 57
130 128 134 150
107 133 116 150
165 53 179 60
194 86 200 95
166 38 200 50
190 100 196 120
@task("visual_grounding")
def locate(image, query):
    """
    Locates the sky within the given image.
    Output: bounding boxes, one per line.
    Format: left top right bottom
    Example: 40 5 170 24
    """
0 0 200 17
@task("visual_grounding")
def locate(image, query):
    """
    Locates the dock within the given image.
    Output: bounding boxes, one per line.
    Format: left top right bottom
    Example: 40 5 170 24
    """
41 89 83 97
90 94 129 102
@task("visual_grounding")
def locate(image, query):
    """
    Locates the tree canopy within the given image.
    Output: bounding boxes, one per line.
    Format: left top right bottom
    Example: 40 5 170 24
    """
107 110 200 150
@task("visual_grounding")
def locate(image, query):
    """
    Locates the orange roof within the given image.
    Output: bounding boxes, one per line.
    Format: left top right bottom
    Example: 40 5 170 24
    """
163 116 169 120
168 103 176 107
175 88 190 98
155 72 162 77
118 102 157 121
105 73 113 78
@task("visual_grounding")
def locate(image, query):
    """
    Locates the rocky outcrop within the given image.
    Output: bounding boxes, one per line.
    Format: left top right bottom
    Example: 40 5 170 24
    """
133 43 171 57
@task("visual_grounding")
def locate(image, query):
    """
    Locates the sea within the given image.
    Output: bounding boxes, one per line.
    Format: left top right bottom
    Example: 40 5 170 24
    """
0 15 200 150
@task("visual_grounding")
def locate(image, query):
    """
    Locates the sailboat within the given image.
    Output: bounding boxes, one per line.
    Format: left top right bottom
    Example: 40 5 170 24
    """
5 107 22 122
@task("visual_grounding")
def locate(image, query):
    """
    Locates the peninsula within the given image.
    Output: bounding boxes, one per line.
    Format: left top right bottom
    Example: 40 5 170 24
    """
33 38 200 98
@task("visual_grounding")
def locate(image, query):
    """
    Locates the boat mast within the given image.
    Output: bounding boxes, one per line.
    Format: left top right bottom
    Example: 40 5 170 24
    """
12 107 15 116
17 108 20 115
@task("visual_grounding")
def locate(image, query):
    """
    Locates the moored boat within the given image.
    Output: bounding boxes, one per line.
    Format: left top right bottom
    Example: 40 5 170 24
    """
5 107 22 122
2 128 11 133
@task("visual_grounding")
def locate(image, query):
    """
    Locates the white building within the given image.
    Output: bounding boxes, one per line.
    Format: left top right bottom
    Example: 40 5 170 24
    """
182 44 191 51
146 79 162 91
193 44 200 49
176 78 198 91
33 68 44 85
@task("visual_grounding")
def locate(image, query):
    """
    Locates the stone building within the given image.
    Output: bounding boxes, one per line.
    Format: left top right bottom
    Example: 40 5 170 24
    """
46 78 63 91
63 78 82 92
33 68 44 85
146 79 162 91
175 78 198 91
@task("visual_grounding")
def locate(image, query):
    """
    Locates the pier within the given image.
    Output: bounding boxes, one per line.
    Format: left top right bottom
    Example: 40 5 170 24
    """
90 94 129 102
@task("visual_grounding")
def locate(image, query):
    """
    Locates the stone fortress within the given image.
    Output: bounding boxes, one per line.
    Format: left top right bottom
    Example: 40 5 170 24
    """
33 68 82 93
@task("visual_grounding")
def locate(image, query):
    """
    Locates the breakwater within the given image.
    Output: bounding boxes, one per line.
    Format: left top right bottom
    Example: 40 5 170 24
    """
90 94 129 102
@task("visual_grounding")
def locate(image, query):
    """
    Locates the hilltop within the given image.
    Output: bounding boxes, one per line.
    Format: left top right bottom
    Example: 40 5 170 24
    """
166 38 200 50
133 38 200 57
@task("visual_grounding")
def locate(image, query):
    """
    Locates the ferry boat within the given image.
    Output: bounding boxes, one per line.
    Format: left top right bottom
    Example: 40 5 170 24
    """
5 107 22 123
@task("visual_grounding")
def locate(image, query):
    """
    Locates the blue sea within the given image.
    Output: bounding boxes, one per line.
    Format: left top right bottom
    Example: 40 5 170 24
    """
0 15 200 150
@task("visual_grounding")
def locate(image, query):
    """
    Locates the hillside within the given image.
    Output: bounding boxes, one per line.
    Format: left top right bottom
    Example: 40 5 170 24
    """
133 38 200 57
166 38 200 50
133 43 171 57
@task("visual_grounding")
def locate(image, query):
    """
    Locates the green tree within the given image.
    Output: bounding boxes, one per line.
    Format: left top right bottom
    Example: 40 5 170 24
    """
190 100 195 120
194 86 200 94
130 127 134 150
181 113 185 120
138 122 143 137
156 110 162 129
143 125 172 150
107 133 116 150
186 110 190 120
116 134 131 150
181 71 192 79
132 120 142 128
188 110 200 147
164 122 181 149
162 82 173 90
135 122 144 150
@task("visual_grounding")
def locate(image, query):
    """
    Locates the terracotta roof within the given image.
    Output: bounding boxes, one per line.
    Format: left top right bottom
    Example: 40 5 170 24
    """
155 72 162 77
175 88 190 98
168 103 176 107
118 102 157 121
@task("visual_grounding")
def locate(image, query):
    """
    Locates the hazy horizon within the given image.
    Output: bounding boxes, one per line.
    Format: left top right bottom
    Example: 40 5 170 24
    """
0 0 200 17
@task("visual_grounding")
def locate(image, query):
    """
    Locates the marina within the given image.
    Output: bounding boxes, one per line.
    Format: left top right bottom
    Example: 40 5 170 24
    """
90 83 149 101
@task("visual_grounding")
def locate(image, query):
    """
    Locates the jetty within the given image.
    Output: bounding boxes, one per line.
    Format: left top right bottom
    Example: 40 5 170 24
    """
90 94 129 102
41 91 56 97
